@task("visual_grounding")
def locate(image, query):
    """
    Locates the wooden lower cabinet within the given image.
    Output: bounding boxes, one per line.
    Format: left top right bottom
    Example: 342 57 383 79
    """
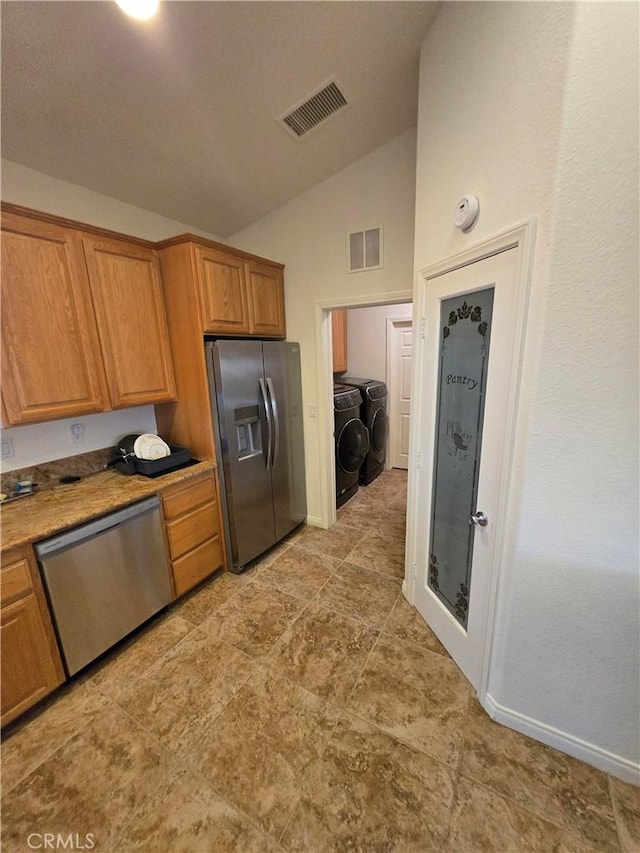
172 537 224 599
1 546 65 727
161 471 225 597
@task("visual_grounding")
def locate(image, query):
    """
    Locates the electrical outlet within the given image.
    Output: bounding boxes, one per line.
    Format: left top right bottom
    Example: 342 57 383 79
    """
1 437 14 459
71 423 84 443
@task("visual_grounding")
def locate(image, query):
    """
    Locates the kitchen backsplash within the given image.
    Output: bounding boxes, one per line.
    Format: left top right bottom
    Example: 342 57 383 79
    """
1 447 115 495
0 406 157 472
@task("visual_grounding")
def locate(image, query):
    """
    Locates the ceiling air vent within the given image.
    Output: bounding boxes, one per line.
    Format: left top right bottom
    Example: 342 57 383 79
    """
279 79 348 140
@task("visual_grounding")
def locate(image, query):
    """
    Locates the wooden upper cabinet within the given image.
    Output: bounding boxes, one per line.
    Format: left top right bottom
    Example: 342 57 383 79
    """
332 309 348 374
190 242 285 338
1 211 109 425
246 261 286 338
196 245 251 335
82 236 177 407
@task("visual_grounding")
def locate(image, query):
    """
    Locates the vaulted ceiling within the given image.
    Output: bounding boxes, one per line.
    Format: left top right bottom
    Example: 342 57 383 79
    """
1 1 440 237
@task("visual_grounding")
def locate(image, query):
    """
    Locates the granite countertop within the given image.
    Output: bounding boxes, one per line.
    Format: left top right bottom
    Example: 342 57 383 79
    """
1 460 215 553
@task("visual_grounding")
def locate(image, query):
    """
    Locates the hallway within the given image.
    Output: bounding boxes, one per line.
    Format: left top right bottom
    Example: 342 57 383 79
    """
1 470 637 851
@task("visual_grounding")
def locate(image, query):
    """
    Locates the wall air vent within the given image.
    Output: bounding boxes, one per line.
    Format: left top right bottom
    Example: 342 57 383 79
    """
348 227 383 273
279 79 348 140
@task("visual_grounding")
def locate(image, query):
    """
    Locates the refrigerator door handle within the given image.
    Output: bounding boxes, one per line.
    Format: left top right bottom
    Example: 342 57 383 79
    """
266 377 280 469
259 377 273 470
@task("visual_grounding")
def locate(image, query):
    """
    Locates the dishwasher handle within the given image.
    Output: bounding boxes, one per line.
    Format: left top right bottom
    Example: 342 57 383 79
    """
35 495 161 559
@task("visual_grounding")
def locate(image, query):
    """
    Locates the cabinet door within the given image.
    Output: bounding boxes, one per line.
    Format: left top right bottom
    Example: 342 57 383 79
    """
1 212 108 425
1 550 65 727
246 262 286 338
332 309 348 373
83 236 177 407
196 246 251 335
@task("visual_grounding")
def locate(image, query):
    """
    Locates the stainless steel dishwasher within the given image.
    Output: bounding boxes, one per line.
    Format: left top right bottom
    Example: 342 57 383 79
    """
35 496 173 676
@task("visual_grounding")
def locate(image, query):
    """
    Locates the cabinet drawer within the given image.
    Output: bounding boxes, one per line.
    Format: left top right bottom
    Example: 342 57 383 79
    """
172 536 223 598
165 501 218 561
1 558 32 607
162 475 216 520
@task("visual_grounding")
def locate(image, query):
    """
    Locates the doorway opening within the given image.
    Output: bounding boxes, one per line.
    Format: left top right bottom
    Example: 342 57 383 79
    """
313 291 413 532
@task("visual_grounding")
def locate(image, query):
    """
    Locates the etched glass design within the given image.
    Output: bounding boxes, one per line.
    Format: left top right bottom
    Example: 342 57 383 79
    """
428 288 494 628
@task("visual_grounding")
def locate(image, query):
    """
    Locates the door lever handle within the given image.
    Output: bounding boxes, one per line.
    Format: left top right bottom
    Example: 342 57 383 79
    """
469 511 488 527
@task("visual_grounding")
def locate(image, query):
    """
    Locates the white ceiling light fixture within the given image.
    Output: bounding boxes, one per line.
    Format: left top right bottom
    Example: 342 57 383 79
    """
115 0 159 21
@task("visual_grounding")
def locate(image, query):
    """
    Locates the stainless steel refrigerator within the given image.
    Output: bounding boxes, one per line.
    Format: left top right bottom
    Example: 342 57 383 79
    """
205 340 307 572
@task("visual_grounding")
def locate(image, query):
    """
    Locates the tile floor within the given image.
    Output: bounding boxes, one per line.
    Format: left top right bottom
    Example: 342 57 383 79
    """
2 469 638 852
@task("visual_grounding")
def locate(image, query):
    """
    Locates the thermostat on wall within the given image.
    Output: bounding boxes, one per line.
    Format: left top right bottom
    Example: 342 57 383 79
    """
454 195 480 231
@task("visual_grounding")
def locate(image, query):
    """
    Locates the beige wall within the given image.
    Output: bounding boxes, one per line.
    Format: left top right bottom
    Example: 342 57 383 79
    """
345 303 412 381
1 159 224 242
230 129 418 523
0 159 222 470
414 1 639 775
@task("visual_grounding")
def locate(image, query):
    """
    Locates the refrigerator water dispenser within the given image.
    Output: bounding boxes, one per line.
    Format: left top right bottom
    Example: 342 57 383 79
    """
234 405 262 460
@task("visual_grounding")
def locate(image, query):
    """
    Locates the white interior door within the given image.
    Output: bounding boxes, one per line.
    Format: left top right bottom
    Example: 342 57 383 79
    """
388 318 413 469
412 245 523 690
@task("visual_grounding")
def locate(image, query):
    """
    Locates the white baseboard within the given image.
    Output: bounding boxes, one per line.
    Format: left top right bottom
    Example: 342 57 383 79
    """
304 515 324 528
483 692 640 785
402 579 408 597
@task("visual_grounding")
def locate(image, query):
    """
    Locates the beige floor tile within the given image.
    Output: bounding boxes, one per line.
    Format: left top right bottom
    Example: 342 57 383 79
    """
283 712 456 852
390 488 408 511
345 529 406 579
384 594 449 657
339 501 406 538
347 480 405 508
461 699 619 851
337 500 387 530
314 561 400 628
242 538 294 574
1 679 110 797
119 629 257 754
348 633 471 767
187 668 341 839
200 581 306 658
174 568 250 625
89 612 194 700
3 469 628 853
266 602 379 702
381 468 409 483
1 704 173 852
449 775 607 853
610 776 640 852
116 765 281 852
255 544 340 600
293 521 366 560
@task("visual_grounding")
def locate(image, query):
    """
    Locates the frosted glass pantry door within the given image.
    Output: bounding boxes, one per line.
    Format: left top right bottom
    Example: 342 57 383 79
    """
413 245 520 690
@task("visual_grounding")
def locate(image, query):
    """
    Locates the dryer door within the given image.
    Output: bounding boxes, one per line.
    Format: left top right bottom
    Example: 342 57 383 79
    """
370 406 388 454
337 418 369 473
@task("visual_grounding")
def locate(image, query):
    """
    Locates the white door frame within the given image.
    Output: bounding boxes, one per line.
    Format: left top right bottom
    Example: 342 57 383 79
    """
314 290 413 530
386 316 413 470
405 219 536 701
